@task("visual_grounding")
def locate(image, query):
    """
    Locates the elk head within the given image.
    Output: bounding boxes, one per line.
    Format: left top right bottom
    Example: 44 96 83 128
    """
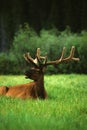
23 46 80 79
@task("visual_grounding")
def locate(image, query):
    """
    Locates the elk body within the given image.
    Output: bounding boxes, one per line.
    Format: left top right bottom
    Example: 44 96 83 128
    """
0 46 79 99
0 69 47 99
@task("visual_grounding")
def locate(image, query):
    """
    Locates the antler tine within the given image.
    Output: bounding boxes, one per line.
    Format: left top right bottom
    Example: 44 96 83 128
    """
23 53 38 68
23 53 30 63
69 46 75 58
71 46 80 61
44 53 48 64
64 46 80 61
36 48 40 60
60 47 66 61
36 48 42 65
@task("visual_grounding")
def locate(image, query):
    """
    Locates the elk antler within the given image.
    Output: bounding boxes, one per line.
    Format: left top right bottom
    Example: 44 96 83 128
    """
45 46 79 66
23 46 79 68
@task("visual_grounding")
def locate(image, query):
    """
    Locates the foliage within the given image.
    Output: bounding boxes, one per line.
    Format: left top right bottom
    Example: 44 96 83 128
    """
0 25 87 74
0 75 87 130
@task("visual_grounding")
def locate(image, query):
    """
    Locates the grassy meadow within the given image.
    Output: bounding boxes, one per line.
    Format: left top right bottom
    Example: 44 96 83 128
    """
0 74 87 130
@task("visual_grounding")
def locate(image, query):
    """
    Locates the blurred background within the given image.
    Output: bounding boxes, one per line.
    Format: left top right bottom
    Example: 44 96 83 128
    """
0 0 87 74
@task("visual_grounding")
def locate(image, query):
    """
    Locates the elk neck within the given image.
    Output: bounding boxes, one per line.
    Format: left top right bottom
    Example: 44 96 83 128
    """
35 72 45 99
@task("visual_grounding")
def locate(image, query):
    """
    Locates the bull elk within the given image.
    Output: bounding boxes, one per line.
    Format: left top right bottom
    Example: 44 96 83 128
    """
0 46 79 99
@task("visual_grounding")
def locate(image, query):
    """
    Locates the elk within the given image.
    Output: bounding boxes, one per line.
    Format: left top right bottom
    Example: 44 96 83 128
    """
0 46 79 99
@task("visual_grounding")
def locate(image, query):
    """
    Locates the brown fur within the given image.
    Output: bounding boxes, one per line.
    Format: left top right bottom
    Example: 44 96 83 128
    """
0 76 47 100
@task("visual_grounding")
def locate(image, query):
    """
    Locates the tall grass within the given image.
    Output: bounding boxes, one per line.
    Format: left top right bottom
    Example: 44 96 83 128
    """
0 74 87 130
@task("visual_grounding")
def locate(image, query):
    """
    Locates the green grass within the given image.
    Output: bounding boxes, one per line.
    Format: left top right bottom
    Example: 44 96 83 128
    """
0 74 87 130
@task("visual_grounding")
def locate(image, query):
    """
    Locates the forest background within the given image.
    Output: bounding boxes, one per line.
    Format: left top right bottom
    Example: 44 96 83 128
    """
0 0 87 74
